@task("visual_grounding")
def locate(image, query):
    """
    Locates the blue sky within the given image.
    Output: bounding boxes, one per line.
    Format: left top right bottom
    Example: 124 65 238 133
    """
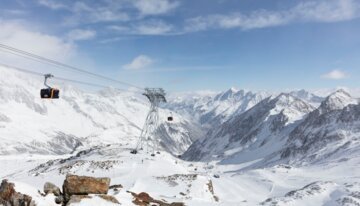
0 0 360 92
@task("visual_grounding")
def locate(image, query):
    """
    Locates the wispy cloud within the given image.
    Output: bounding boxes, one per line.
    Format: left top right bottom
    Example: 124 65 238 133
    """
67 29 96 41
37 0 67 10
0 19 77 73
37 0 179 27
185 0 360 32
134 0 180 16
35 0 360 38
321 69 348 80
108 19 174 35
63 2 130 26
125 66 226 73
123 55 154 70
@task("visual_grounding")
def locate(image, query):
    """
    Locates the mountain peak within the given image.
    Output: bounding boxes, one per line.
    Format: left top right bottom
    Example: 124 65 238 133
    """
215 87 240 101
319 89 357 113
273 93 296 104
229 87 238 93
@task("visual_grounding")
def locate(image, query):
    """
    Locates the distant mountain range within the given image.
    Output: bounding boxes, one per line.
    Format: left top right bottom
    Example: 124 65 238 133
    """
180 88 360 170
1 65 360 171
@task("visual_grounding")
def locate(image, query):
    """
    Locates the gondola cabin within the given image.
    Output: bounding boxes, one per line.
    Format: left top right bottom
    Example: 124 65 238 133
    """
40 74 59 99
167 116 173 121
41 88 59 99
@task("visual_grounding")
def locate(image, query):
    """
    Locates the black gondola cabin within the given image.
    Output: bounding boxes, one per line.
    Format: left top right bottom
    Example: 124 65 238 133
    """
41 88 59 99
167 116 173 121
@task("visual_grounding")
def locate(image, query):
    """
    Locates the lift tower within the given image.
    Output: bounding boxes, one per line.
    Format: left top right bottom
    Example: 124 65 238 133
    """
131 88 166 156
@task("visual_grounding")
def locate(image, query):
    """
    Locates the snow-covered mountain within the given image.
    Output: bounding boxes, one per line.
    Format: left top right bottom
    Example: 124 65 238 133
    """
183 88 360 173
2 65 360 206
289 89 324 106
183 93 315 163
167 88 271 127
0 66 201 156
279 90 360 165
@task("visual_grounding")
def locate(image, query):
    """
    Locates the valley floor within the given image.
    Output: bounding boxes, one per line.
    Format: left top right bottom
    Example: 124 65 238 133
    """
1 145 360 206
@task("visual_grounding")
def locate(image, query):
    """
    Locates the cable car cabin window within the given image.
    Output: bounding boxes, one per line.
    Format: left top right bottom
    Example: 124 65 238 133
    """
41 88 59 99
167 116 173 121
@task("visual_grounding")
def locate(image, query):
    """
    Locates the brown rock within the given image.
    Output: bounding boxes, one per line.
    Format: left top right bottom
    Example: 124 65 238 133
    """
0 179 15 201
137 192 153 203
0 179 36 206
63 174 110 195
128 191 185 206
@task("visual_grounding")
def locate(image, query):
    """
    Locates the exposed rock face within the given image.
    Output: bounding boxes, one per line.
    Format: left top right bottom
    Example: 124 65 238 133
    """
184 93 314 162
128 191 184 206
0 179 35 206
43 182 61 196
62 174 110 203
63 174 110 195
279 90 360 165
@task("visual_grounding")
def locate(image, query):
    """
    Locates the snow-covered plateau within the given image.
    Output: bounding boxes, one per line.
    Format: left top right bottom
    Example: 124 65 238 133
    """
1 65 360 206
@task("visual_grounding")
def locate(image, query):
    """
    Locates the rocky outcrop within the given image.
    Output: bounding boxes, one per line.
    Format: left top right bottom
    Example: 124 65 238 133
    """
40 175 117 205
62 174 110 203
43 182 61 196
0 179 36 206
128 191 184 206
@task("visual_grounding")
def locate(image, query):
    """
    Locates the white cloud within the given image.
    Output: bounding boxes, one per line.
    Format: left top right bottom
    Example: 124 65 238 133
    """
37 0 67 10
67 29 96 41
108 20 174 35
133 20 173 35
134 0 179 16
0 19 75 63
321 69 348 80
43 1 130 26
123 55 154 70
185 0 360 32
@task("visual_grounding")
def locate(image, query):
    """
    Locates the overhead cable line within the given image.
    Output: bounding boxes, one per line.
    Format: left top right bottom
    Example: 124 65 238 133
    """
0 63 131 92
0 43 144 90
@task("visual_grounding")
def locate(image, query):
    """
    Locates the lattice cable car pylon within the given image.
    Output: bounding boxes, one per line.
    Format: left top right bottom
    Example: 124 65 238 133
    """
131 88 166 156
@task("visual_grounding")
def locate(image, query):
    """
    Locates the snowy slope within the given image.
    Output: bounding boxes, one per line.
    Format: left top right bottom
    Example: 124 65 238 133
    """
0 66 200 155
279 90 360 165
183 93 315 163
2 66 360 206
167 88 271 128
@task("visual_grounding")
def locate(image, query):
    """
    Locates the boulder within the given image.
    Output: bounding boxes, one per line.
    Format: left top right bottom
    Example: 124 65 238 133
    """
62 174 110 203
43 182 61 196
63 174 110 195
0 179 36 206
55 195 63 204
128 191 184 206
137 192 152 203
0 179 15 201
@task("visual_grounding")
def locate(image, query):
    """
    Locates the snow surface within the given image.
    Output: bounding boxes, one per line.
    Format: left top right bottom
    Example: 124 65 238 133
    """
1 66 360 205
